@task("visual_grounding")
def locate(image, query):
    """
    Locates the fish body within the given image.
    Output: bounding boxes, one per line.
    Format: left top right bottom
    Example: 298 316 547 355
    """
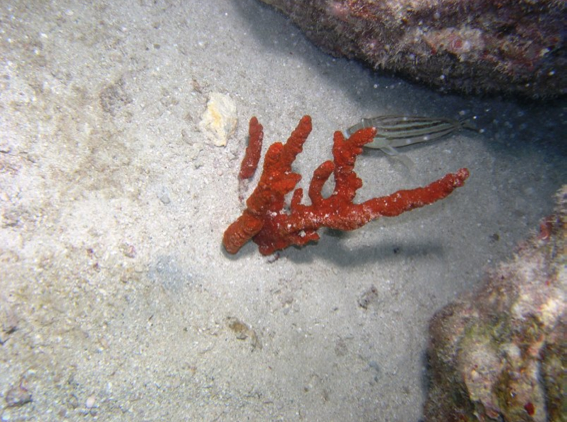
345 115 477 155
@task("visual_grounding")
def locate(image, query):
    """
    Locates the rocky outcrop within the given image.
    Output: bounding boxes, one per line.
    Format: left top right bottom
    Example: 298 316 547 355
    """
259 0 566 99
424 186 566 421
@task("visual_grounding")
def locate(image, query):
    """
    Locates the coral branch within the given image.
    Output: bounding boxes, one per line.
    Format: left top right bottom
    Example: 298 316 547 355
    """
223 116 470 256
238 117 264 180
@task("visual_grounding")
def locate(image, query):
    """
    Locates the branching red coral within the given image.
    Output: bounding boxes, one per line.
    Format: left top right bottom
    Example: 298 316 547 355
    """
223 115 470 255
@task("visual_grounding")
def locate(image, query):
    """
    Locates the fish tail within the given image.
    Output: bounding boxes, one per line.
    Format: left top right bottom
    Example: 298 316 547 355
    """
460 119 480 132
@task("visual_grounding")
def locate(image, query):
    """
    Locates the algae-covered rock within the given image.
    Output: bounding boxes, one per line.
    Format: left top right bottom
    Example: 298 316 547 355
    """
424 186 566 421
259 0 566 99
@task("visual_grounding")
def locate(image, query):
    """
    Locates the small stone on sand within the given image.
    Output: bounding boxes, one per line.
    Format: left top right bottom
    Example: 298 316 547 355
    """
199 92 237 147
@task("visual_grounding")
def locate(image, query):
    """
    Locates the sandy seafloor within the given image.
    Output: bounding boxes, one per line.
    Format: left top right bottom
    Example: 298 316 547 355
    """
0 1 565 421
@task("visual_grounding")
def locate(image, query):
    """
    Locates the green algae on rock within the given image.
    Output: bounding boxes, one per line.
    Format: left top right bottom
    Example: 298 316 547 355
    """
424 186 566 421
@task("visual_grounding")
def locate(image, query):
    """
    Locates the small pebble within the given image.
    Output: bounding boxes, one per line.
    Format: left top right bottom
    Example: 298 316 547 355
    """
86 395 96 409
5 384 32 407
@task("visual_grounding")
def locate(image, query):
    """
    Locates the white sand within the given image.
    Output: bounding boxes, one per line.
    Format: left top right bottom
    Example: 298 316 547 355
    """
1 1 565 420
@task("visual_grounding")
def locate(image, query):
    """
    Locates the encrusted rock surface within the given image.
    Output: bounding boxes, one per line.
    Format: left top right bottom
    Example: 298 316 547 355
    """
424 186 566 422
259 0 566 99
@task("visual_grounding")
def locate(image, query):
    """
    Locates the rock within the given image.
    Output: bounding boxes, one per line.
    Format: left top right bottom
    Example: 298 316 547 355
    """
424 186 566 421
199 93 237 147
5 382 32 408
259 0 566 99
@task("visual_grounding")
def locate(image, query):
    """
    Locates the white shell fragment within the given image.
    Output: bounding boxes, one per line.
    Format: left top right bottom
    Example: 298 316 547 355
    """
199 92 237 147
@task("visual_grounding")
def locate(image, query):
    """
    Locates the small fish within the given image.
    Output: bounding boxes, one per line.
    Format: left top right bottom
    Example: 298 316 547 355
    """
345 115 478 156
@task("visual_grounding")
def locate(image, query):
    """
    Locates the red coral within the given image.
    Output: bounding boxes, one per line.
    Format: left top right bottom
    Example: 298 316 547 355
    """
238 117 263 180
223 116 470 255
